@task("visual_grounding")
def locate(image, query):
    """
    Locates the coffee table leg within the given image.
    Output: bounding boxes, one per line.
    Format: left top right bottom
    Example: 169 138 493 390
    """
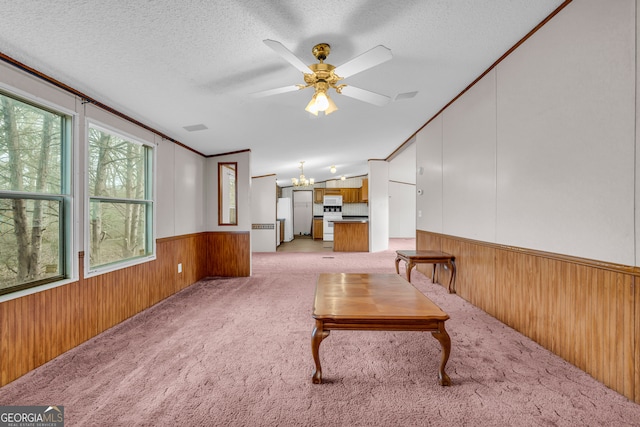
431 322 451 386
394 256 401 274
311 320 330 384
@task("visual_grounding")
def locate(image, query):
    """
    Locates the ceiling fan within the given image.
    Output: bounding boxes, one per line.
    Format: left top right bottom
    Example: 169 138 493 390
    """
252 39 393 116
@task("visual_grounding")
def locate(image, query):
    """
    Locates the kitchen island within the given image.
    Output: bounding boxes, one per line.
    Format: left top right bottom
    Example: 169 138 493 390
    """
333 219 369 252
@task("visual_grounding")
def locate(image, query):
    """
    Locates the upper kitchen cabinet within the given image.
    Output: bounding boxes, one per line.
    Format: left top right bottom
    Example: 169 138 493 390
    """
341 188 361 203
360 178 368 202
314 188 324 203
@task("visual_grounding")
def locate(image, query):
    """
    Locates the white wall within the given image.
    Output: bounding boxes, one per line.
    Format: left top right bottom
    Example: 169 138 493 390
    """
443 70 497 242
368 160 389 252
416 115 443 233
174 147 206 236
388 139 416 238
156 140 176 238
388 139 417 185
251 175 276 252
206 150 252 233
388 181 416 238
417 0 638 266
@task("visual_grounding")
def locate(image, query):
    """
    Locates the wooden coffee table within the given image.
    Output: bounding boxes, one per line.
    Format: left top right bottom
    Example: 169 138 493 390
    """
311 273 451 385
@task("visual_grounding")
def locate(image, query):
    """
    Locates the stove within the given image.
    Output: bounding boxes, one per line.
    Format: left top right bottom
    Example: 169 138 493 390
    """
322 195 343 242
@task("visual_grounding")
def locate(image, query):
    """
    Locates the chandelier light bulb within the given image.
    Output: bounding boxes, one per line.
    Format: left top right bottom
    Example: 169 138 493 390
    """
330 165 336 174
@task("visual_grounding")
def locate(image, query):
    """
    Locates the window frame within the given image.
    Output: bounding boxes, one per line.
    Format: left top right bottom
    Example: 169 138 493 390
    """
0 88 74 298
84 119 156 278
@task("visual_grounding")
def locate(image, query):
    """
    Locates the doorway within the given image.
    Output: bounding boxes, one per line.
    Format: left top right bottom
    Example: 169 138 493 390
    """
293 190 313 236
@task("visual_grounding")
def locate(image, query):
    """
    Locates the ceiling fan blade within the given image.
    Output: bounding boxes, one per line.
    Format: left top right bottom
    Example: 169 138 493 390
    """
263 39 311 74
340 86 391 107
334 45 392 78
250 85 301 98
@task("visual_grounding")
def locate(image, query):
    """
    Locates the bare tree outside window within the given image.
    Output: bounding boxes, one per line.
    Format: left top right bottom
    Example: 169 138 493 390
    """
87 125 153 270
0 93 67 294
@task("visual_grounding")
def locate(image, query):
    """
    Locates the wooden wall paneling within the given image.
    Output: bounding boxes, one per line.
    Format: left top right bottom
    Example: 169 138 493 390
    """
22 294 35 374
179 234 208 290
604 270 617 394
494 249 515 328
540 257 555 354
413 230 639 404
207 232 251 277
478 242 496 314
177 237 190 290
573 264 593 373
416 231 441 277
559 260 577 364
534 257 550 350
74 280 89 348
35 290 48 369
0 234 215 388
517 253 538 342
590 269 605 385
57 283 73 355
0 298 16 385
152 240 174 306
457 241 496 317
611 271 634 400
197 234 209 281
620 272 634 400
635 276 639 403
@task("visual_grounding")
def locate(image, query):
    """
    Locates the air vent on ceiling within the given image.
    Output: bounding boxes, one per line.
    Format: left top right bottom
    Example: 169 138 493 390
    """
394 91 418 101
183 124 208 132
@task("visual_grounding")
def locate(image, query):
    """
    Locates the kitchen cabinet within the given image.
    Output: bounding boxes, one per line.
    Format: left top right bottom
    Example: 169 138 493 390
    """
360 178 368 202
313 218 323 239
315 186 366 204
314 188 324 203
333 220 369 252
340 188 361 203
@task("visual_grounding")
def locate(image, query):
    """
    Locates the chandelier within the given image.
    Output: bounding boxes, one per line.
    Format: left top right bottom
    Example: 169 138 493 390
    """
291 161 314 187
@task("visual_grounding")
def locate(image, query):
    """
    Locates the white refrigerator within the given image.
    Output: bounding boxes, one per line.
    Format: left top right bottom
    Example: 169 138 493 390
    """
277 197 294 242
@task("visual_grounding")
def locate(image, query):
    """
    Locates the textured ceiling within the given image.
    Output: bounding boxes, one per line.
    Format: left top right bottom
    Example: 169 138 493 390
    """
0 0 565 184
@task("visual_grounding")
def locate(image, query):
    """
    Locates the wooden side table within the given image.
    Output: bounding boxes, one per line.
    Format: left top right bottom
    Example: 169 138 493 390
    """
395 250 457 293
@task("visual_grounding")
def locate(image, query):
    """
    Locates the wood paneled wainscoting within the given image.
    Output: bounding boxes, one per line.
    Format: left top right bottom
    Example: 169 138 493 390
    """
416 230 639 404
0 231 249 387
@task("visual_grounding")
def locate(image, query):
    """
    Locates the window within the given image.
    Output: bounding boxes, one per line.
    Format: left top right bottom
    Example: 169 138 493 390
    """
87 123 154 272
0 91 71 296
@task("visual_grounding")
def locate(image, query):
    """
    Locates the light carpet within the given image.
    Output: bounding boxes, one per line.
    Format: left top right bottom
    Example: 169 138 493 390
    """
1 238 639 426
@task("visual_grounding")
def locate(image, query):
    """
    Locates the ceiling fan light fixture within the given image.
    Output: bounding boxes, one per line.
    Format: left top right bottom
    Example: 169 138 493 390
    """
305 93 319 116
315 91 330 111
324 93 338 115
